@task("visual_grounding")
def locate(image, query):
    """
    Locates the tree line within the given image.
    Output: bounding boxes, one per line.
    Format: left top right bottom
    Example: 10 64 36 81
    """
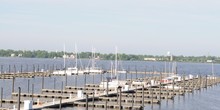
0 49 219 63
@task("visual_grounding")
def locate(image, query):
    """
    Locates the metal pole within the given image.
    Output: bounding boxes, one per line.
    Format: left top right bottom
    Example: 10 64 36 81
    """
18 87 21 110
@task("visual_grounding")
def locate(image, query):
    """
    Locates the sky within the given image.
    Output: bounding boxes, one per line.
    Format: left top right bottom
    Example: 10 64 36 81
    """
0 0 220 56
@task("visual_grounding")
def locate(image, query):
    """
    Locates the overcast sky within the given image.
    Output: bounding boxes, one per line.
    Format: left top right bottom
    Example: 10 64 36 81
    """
0 0 220 56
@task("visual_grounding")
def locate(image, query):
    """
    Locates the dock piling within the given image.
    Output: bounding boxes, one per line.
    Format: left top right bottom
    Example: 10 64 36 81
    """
28 79 30 93
18 87 21 110
0 87 3 107
0 65 3 74
92 92 94 110
142 85 144 109
118 86 122 110
86 94 88 110
12 77 15 93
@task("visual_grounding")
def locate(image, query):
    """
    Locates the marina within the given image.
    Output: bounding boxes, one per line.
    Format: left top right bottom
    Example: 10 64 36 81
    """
0 57 220 110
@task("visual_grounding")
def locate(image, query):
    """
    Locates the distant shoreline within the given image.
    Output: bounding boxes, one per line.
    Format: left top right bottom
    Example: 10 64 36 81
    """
0 49 219 63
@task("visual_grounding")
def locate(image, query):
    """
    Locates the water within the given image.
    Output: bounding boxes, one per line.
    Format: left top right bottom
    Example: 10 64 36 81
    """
0 57 220 110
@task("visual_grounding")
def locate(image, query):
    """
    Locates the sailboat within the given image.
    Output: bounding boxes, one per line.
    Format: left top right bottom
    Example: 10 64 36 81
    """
52 44 84 75
84 48 104 74
99 47 129 89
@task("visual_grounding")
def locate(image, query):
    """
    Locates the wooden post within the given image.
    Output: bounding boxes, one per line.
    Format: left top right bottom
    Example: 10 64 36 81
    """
166 84 168 100
118 86 122 110
54 78 56 89
107 78 109 96
12 77 15 93
130 66 132 83
47 64 49 72
9 65 11 73
41 74 44 93
0 88 3 107
117 87 119 104
199 75 202 90
84 74 87 89
159 73 162 101
105 100 107 110
92 74 94 84
65 69 67 87
37 64 40 72
205 75 208 88
145 66 147 78
32 83 34 102
26 64 28 73
183 74 185 94
92 92 95 110
192 77 194 92
59 82 63 110
125 66 128 80
86 94 88 110
28 79 30 93
0 65 3 74
20 65 23 73
101 73 103 82
172 79 175 96
135 65 137 79
33 64 35 73
151 87 153 106
75 75 77 87
18 87 21 110
142 85 144 108
131 93 134 109
43 64 45 72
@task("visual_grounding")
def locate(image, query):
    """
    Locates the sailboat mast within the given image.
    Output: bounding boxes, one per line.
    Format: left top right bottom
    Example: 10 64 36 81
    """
75 44 78 68
212 62 214 77
63 44 66 69
115 46 118 79
92 48 95 68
